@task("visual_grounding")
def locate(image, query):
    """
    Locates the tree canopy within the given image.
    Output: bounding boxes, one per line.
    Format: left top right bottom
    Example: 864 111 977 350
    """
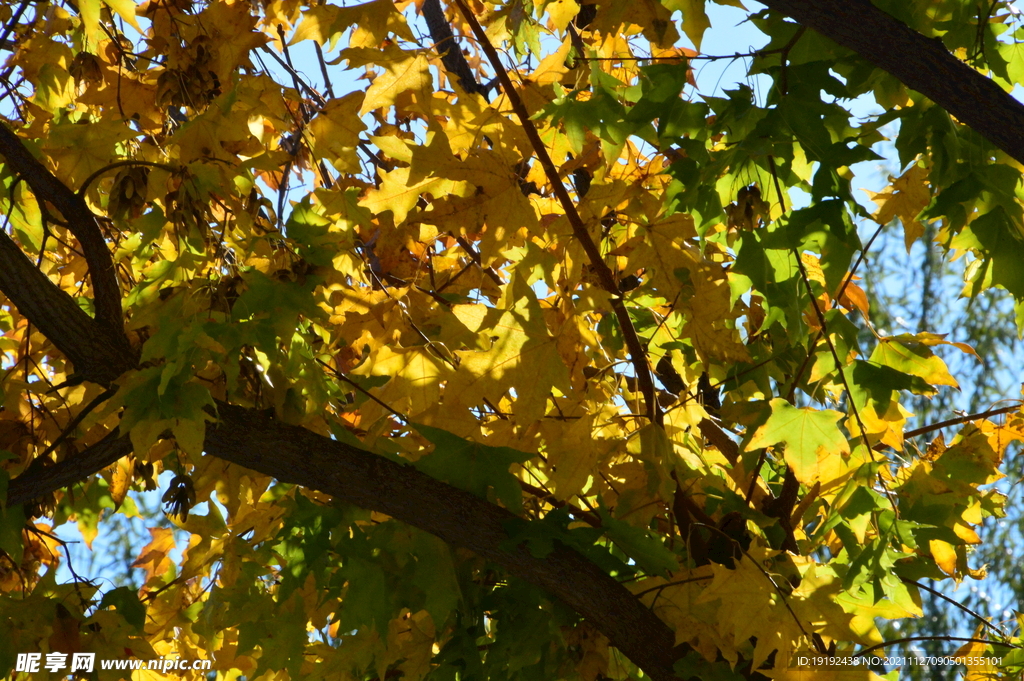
1 0 1024 679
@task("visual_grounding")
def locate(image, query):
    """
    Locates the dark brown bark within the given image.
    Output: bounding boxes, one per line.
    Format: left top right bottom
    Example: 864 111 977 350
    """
422 0 488 96
7 430 133 507
759 0 1024 165
0 123 128 333
0 228 135 385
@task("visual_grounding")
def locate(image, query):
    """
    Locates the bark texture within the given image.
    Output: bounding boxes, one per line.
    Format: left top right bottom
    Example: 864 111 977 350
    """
759 0 1024 164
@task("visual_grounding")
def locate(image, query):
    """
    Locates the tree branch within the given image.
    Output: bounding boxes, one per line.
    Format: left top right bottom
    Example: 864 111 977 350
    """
6 429 133 507
758 0 1024 165
0 121 128 335
0 122 126 337
422 0 489 96
899 404 1021 441
7 400 682 681
0 228 135 384
448 0 662 423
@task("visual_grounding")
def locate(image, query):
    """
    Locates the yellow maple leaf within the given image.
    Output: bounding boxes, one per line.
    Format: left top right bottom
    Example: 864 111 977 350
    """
344 44 433 115
695 554 807 669
444 283 572 423
361 165 472 226
846 392 910 451
864 164 930 252
541 414 603 499
350 345 454 417
309 92 367 174
544 0 581 31
929 538 958 576
434 92 532 157
132 527 177 585
790 560 874 646
292 0 415 49
590 0 680 48
630 567 717 646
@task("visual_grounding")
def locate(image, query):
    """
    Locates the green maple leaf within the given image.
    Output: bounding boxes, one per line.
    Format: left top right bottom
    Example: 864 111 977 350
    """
413 425 532 513
747 398 850 484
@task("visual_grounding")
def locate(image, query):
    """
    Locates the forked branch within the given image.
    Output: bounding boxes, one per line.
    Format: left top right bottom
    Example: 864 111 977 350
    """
0 122 127 337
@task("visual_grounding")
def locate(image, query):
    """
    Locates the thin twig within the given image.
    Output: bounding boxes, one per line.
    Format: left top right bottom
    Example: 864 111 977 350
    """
853 636 1018 659
315 358 409 424
313 40 335 99
901 578 1001 634
632 575 712 598
787 221 885 402
899 404 1021 442
518 480 601 527
449 0 660 423
34 388 117 462
0 0 31 57
76 160 177 198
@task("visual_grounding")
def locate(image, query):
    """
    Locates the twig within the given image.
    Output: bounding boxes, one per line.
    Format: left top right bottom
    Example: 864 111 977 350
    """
784 184 885 402
744 449 767 505
853 636 1018 659
77 160 177 198
313 40 335 99
449 0 660 423
632 575 712 598
0 0 31 57
700 521 825 655
793 251 901 519
315 358 409 424
518 480 601 527
899 404 1021 442
901 578 1001 634
451 232 503 287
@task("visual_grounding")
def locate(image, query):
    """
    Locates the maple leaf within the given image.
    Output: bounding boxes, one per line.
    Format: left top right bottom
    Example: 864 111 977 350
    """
132 528 177 586
413 424 532 512
748 399 851 485
864 163 931 251
540 413 604 500
694 552 806 669
292 0 416 49
444 278 572 423
308 92 368 174
344 44 433 115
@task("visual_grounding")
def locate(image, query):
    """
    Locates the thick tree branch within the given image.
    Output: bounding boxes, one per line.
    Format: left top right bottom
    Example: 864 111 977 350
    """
758 0 1024 165
203 402 681 681
0 121 127 335
0 229 135 384
422 0 488 96
7 400 681 681
7 429 133 507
